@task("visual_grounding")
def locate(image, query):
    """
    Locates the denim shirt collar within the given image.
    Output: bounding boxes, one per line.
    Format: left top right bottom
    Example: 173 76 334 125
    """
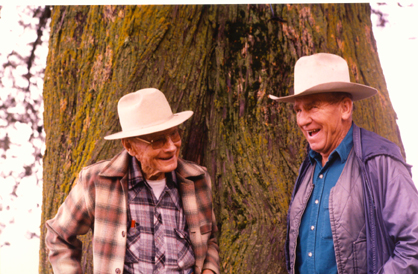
309 123 353 166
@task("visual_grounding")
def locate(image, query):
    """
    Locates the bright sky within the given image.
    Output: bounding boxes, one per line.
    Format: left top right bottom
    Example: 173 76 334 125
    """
0 3 417 273
370 2 418 180
0 5 46 274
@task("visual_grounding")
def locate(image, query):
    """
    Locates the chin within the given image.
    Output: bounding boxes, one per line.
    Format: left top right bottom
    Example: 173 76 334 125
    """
309 144 322 153
160 162 178 173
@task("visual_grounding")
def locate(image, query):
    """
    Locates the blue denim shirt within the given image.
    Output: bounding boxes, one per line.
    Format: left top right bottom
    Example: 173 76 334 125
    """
296 125 353 274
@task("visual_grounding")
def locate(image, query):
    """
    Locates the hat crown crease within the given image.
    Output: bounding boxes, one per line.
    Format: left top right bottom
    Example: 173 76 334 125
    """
268 53 377 102
104 88 193 140
119 89 174 131
295 54 350 94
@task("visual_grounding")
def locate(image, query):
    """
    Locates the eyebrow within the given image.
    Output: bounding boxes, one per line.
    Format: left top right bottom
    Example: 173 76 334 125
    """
293 100 319 111
306 100 318 108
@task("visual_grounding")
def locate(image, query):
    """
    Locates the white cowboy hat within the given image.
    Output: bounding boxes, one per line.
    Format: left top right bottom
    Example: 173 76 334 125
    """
104 88 193 140
268 53 377 102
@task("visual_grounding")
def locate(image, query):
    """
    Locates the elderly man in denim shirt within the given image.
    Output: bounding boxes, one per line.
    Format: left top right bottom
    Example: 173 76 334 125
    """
270 53 418 273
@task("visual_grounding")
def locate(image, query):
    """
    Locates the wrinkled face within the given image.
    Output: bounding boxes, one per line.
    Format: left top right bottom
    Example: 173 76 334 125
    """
293 94 352 162
123 127 181 180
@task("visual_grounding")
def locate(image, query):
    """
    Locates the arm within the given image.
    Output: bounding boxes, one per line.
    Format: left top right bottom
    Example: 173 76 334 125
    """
372 157 418 273
202 171 220 274
45 170 95 274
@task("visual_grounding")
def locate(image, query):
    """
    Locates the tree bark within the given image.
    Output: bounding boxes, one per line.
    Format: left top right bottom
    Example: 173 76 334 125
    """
40 4 404 273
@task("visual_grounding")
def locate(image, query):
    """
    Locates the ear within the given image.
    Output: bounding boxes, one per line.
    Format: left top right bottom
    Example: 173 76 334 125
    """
121 139 135 156
340 97 353 121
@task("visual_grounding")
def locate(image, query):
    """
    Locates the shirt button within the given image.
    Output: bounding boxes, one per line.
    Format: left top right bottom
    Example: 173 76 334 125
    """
115 268 121 274
308 252 313 257
122 231 125 237
311 226 315 230
319 174 323 179
315 200 319 204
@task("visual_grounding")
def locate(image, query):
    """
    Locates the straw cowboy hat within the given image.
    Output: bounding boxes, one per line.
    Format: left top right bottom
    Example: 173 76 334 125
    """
104 88 193 140
268 53 377 103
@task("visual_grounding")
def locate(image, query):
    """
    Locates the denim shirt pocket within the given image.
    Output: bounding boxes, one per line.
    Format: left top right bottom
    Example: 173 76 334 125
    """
321 194 333 240
174 228 196 270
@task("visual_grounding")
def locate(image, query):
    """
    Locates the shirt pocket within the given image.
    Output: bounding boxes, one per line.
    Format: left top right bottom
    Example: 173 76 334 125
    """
321 194 333 240
125 226 154 274
174 228 196 270
125 226 142 263
200 224 212 234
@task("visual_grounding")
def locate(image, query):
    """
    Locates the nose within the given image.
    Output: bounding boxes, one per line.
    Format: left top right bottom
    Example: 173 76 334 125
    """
297 110 311 128
162 137 177 152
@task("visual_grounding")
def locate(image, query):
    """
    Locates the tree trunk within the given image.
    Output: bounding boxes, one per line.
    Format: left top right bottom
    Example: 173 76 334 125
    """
40 4 404 273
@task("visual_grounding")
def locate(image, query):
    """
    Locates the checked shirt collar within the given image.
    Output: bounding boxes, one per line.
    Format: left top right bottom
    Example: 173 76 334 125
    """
127 157 181 211
124 156 195 274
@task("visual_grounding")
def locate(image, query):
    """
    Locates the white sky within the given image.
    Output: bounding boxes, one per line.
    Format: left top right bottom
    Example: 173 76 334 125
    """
0 5 46 274
0 3 417 273
370 2 418 180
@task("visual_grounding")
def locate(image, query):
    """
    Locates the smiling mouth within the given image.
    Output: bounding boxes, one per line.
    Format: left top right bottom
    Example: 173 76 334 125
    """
160 155 174 161
308 129 320 137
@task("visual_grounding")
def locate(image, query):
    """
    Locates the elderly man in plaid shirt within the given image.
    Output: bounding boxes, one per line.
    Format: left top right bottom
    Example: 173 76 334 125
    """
45 88 220 274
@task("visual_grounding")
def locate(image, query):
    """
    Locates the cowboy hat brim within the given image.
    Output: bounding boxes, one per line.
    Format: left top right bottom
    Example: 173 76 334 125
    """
104 110 193 140
269 82 377 103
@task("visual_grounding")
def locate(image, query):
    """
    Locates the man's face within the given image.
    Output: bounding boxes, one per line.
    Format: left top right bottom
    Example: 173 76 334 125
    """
124 127 181 180
293 94 351 161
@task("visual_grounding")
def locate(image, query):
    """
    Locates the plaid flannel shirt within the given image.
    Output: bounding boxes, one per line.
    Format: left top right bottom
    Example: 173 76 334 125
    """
45 150 220 274
124 156 195 273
